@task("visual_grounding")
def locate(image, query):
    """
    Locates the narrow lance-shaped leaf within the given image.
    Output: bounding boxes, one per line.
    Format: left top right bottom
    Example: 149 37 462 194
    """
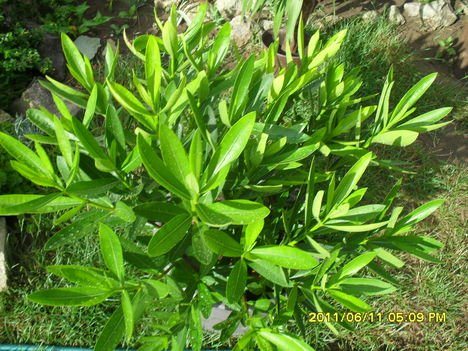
121 290 134 343
250 246 318 270
99 223 125 281
147 214 192 257
29 287 113 306
204 112 256 187
332 153 372 207
226 259 247 303
328 289 372 312
137 134 192 200
338 252 377 279
159 124 199 196
202 230 243 257
145 36 162 109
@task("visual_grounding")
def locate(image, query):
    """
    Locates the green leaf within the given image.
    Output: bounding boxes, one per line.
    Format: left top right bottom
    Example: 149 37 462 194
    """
250 246 318 270
159 123 198 196
45 210 109 250
312 190 324 220
372 130 419 147
230 56 255 120
244 219 264 250
83 84 98 127
338 278 396 296
0 132 52 177
202 229 243 257
137 134 192 200
29 287 112 306
190 305 203 351
397 107 452 131
258 331 316 351
67 178 119 196
396 199 444 229
47 265 118 288
338 252 376 279
40 77 88 109
145 36 162 108
114 201 136 223
134 202 187 222
53 116 73 167
71 117 110 162
61 33 91 90
324 221 388 232
204 112 256 187
226 259 247 303
196 200 270 227
390 73 437 126
189 129 203 181
95 289 147 351
162 15 178 57
192 230 214 265
99 223 125 281
208 22 231 73
247 259 291 287
332 153 372 208
328 289 372 312
0 194 81 215
121 290 134 343
108 82 156 130
147 214 192 257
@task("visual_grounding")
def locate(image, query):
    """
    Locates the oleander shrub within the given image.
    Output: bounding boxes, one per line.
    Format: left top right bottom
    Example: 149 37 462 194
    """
0 5 451 351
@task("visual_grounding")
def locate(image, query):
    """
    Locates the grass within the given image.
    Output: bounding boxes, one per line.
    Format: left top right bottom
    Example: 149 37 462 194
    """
0 8 467 351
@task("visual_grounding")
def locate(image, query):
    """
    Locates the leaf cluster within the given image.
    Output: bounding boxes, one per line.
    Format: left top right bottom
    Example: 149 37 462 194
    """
0 5 450 350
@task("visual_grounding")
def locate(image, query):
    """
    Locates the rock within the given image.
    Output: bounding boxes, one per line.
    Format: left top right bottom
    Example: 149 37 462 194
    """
216 0 242 19
458 1 468 15
11 79 82 117
0 110 12 124
37 34 66 81
362 10 379 22
154 0 179 10
202 304 248 335
404 1 457 29
230 15 252 47
74 35 101 60
0 218 7 292
389 5 406 25
261 19 274 31
403 2 422 17
421 0 457 29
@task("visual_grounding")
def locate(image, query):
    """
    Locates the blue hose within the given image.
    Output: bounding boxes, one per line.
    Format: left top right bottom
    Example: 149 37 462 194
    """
0 346 229 351
0 347 123 351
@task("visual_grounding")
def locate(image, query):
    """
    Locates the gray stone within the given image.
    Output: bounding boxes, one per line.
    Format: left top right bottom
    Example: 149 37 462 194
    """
404 1 457 29
403 2 422 17
0 218 6 292
38 34 66 81
216 0 242 19
154 0 179 10
421 0 457 29
389 5 406 25
202 304 248 336
362 10 379 22
261 19 274 31
230 15 252 48
11 79 81 117
0 110 12 124
74 35 102 60
458 1 468 15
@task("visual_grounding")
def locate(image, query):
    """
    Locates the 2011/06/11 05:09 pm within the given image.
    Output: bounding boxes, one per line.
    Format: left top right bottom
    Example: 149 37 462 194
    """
308 311 447 323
